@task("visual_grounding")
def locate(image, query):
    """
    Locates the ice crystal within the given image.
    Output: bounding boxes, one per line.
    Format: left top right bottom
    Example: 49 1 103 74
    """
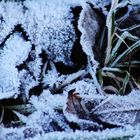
0 0 77 65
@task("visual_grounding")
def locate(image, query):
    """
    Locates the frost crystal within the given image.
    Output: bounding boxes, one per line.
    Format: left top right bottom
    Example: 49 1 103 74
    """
0 0 77 98
65 79 98 96
0 33 31 98
0 0 140 139
0 0 76 65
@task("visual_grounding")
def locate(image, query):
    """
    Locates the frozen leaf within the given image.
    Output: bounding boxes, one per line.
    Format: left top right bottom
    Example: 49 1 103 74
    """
93 93 140 126
0 0 77 65
78 4 104 95
65 79 98 96
78 4 100 58
28 91 71 132
0 33 32 99
64 92 103 130
64 91 140 127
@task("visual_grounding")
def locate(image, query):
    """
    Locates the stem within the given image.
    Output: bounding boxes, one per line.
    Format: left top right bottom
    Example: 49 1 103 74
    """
104 0 119 65
88 57 104 95
51 70 87 93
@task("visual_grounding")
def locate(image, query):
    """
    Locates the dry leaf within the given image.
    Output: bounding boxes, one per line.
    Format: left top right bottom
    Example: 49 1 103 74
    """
64 91 140 127
64 91 104 130
78 3 104 61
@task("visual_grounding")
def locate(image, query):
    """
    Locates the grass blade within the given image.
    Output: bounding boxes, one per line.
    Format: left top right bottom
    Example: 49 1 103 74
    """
111 40 140 67
0 106 4 123
119 71 130 94
111 31 139 60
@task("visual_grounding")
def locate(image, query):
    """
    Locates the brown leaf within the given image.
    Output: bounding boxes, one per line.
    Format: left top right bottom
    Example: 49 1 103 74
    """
64 91 103 130
65 92 87 120
64 91 140 127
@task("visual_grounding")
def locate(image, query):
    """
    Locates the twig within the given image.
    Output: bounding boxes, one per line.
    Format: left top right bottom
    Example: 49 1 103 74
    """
51 69 87 93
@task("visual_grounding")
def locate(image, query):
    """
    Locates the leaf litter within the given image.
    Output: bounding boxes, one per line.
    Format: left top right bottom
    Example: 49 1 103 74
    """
0 0 140 139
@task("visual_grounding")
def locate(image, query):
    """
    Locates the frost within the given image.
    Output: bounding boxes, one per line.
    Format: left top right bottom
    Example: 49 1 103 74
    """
0 33 31 99
88 0 111 8
64 90 140 127
1 125 139 140
19 70 38 98
43 69 64 89
78 4 99 58
31 126 140 140
0 33 31 66
0 0 140 139
0 0 77 65
27 91 71 133
65 79 98 96
0 0 81 98
0 2 24 43
78 3 104 94
30 90 66 111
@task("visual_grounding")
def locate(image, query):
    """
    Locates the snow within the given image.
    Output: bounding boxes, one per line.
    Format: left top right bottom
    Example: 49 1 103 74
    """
30 90 66 110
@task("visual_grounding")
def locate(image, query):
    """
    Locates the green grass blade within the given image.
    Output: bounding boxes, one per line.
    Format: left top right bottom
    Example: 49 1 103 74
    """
111 11 115 36
102 67 123 73
103 85 119 93
98 70 103 86
0 106 4 123
119 71 130 94
116 61 140 68
118 24 140 32
111 31 139 59
111 40 140 67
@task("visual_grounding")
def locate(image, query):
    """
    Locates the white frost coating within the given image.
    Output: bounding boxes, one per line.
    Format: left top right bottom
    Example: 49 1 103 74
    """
0 33 31 66
0 34 31 98
30 90 66 110
88 0 111 8
60 70 86 89
1 89 140 139
0 64 19 93
43 69 61 88
129 0 140 5
0 91 16 100
65 79 98 96
33 125 140 140
0 0 79 65
78 4 103 95
0 2 24 43
92 90 140 126
0 0 140 139
78 4 99 59
1 124 140 140
18 70 39 98
27 90 71 133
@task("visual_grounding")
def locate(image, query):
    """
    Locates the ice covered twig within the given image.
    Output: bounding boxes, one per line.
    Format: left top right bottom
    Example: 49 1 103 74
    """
50 69 87 93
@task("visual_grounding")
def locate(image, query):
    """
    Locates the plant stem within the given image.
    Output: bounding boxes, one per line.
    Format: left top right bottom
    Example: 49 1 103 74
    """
104 0 119 65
